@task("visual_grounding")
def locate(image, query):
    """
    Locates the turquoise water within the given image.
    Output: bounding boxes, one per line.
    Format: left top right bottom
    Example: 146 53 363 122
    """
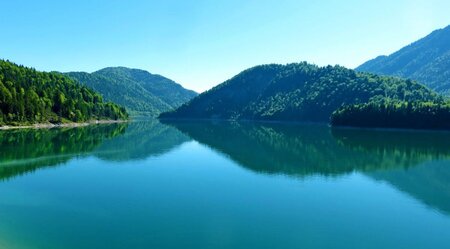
0 121 450 249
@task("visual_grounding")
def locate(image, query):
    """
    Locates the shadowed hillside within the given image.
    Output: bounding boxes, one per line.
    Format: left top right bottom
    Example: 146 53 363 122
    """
357 25 450 95
67 67 197 117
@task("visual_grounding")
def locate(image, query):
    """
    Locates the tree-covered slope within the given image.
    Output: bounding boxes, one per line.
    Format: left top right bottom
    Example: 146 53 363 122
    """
67 67 197 116
0 60 128 125
357 25 450 94
160 62 441 122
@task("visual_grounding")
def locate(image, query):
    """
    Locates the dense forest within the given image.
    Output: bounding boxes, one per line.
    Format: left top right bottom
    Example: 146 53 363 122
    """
0 60 128 125
160 62 442 122
67 67 197 117
357 25 450 94
331 100 450 129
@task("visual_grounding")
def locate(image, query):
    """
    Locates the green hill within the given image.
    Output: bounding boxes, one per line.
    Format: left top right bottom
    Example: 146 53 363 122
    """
357 25 450 94
67 67 197 117
160 62 441 122
0 60 128 125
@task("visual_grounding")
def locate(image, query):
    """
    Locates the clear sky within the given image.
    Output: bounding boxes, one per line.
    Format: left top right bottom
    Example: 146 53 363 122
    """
1 0 450 92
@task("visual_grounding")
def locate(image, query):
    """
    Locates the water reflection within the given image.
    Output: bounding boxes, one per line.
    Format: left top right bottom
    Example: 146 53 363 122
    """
166 121 450 215
332 128 450 163
94 120 191 161
0 123 127 181
332 128 450 214
0 121 191 180
166 121 450 176
1 120 450 215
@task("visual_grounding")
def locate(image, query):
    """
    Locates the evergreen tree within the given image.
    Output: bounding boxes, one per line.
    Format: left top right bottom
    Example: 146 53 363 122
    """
0 60 128 125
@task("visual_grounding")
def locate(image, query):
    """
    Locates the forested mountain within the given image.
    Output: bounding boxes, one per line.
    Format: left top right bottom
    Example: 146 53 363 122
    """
160 62 441 122
67 67 197 116
357 25 450 94
0 60 128 125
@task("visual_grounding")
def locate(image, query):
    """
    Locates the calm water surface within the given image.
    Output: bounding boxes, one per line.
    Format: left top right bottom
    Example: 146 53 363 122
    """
0 120 450 249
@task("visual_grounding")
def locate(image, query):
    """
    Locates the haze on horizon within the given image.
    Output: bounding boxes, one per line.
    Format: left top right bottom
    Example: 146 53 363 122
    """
1 0 450 92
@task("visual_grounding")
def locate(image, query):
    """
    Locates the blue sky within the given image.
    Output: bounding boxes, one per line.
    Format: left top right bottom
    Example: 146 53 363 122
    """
1 0 450 92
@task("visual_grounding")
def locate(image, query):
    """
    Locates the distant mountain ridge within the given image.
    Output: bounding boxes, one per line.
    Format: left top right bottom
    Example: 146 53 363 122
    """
160 62 441 122
357 25 450 94
67 67 197 116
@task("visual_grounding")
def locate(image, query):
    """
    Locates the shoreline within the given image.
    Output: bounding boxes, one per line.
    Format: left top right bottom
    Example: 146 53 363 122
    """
0 119 128 130
160 117 450 133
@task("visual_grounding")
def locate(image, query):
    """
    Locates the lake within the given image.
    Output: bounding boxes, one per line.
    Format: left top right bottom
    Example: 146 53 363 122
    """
1 120 450 249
